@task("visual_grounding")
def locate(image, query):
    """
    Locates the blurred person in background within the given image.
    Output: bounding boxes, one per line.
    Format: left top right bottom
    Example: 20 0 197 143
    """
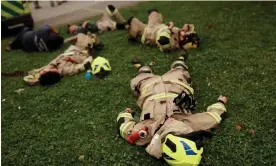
34 0 67 9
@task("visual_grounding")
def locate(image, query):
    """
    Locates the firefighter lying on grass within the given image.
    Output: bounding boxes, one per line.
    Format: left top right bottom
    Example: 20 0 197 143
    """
23 33 111 86
67 4 126 35
126 9 200 53
117 56 227 166
5 24 64 52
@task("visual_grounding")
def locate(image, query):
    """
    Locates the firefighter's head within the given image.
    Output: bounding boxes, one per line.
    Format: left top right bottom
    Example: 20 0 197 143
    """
39 68 61 86
67 24 78 34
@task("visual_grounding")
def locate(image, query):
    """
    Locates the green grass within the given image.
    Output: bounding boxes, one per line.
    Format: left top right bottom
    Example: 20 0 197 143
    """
2 1 276 166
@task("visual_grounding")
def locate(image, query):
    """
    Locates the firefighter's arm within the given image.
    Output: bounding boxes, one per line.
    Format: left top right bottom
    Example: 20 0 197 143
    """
82 21 90 28
167 22 174 29
47 24 59 34
117 108 136 140
62 56 92 76
63 35 78 44
206 96 227 124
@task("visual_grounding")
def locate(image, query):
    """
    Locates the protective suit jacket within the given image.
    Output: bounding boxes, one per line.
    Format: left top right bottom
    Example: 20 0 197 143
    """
117 60 226 158
23 33 99 86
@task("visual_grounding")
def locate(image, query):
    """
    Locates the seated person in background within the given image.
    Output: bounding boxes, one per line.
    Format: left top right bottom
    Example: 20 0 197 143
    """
5 24 64 52
67 4 126 35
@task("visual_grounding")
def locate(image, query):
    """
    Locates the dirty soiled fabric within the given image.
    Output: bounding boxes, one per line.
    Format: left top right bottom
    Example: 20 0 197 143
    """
126 11 179 52
23 34 98 86
117 61 227 158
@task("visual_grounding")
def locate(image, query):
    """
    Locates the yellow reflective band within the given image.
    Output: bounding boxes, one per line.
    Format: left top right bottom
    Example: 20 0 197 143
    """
141 27 148 44
207 103 226 112
172 60 188 69
146 93 178 102
157 26 170 35
183 42 193 50
117 112 133 122
141 80 159 95
23 2 30 13
156 30 172 52
23 72 40 81
120 121 135 138
106 7 118 16
112 22 117 28
141 84 152 95
206 112 222 123
170 80 194 95
188 24 195 33
2 1 24 15
1 10 13 18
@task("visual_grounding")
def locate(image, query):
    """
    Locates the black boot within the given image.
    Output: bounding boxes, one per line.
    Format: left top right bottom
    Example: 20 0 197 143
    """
147 8 159 15
131 57 144 70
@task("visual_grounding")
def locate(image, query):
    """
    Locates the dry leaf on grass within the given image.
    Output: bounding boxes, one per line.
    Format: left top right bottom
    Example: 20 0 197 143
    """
78 155 84 161
235 124 243 131
208 24 216 29
248 129 255 135
149 61 156 66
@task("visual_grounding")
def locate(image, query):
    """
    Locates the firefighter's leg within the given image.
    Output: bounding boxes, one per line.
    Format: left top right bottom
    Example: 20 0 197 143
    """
147 9 163 26
6 27 31 51
126 16 146 41
162 56 191 87
34 1 41 9
180 97 227 131
130 57 154 96
131 57 153 74
105 5 126 25
50 1 55 7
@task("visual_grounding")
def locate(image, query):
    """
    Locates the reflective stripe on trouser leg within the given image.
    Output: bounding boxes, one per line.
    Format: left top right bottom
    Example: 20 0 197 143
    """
120 121 135 138
207 103 227 112
206 112 222 124
171 60 188 70
137 66 152 75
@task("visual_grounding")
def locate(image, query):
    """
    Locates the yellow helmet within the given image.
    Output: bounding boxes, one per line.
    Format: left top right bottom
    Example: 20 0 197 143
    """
162 134 203 166
91 56 111 77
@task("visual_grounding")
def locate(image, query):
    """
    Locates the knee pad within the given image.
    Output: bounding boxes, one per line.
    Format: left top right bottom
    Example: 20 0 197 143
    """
147 8 159 15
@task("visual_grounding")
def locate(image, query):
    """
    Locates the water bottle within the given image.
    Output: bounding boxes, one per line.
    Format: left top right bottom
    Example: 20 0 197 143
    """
85 70 92 80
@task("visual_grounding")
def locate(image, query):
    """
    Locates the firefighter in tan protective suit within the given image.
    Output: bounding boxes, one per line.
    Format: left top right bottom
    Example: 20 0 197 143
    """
126 9 200 53
117 56 227 166
67 5 126 35
23 33 103 86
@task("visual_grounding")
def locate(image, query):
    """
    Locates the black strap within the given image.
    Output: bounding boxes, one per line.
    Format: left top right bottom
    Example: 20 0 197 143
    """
173 91 196 112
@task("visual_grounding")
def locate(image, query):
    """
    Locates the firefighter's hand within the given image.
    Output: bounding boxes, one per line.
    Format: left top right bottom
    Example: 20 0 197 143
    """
218 95 227 105
95 42 104 50
84 62 91 70
48 24 59 34
168 22 174 29
124 108 133 113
